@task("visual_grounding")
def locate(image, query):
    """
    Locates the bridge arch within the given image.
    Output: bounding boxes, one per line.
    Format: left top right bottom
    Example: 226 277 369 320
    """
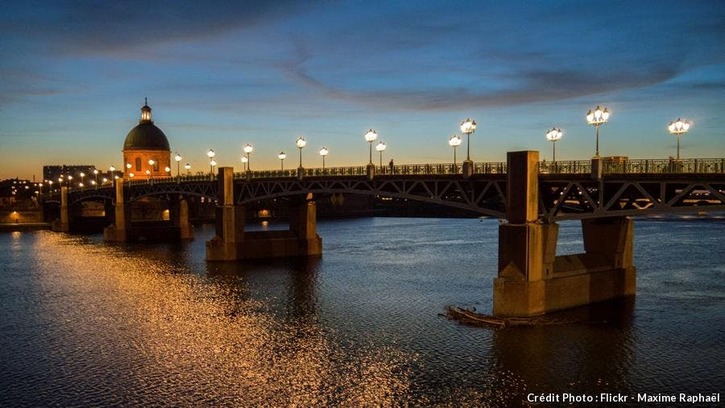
232 177 507 218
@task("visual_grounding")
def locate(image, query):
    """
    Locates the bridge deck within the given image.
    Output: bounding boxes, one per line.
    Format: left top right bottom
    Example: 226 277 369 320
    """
46 158 725 221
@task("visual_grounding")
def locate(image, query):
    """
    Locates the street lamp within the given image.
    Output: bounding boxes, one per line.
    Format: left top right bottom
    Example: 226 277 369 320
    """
67 175 73 189
545 127 563 163
148 159 155 176
375 141 386 169
241 156 248 171
448 134 462 172
80 172 85 186
243 144 253 171
207 149 215 176
460 118 476 177
296 137 306 169
184 163 191 175
174 153 182 180
364 129 378 164
319 146 329 169
586 106 610 157
668 118 690 160
93 169 99 189
210 159 217 176
278 151 287 171
460 118 476 161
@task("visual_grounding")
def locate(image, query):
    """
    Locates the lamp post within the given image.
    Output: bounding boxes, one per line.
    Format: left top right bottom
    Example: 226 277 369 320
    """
109 166 116 184
207 149 215 179
184 163 191 175
375 141 386 169
278 151 286 171
295 137 306 179
296 137 306 168
93 169 99 189
668 118 690 160
67 175 73 189
448 134 462 173
364 129 378 178
545 127 563 163
586 106 610 157
241 156 248 171
79 172 85 187
210 159 217 178
364 129 378 164
319 147 328 170
175 153 182 181
460 118 476 177
243 144 253 172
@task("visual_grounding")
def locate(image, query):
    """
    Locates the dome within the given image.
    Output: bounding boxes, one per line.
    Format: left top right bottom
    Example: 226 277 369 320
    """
123 122 170 150
123 101 170 151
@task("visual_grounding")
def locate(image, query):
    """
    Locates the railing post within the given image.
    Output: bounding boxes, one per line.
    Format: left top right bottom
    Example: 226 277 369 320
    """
591 156 603 180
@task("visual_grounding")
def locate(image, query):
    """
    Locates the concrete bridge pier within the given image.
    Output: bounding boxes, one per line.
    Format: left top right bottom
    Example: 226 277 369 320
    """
492 151 636 317
206 167 322 261
103 179 128 241
170 196 194 240
51 186 70 232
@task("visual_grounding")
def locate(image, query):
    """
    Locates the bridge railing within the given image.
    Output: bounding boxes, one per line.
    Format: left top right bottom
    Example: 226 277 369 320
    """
540 158 725 175
51 158 725 195
236 162 510 179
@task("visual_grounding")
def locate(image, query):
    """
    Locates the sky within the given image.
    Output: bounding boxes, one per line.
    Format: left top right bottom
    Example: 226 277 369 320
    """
1 0 724 180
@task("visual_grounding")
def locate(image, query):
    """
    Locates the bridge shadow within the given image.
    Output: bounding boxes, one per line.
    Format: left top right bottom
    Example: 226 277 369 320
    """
205 256 322 325
491 297 636 402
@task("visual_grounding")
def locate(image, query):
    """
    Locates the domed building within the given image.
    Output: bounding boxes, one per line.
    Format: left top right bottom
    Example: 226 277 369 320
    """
123 100 171 180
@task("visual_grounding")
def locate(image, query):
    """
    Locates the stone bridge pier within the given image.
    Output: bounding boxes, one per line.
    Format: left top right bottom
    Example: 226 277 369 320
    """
206 167 322 261
493 151 636 317
103 178 194 242
51 186 71 232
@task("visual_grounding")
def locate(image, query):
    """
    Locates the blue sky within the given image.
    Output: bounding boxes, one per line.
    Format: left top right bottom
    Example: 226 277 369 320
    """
1 0 723 180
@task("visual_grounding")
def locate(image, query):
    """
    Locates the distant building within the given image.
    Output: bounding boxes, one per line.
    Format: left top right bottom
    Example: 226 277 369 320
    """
0 178 40 207
122 100 171 180
43 165 98 188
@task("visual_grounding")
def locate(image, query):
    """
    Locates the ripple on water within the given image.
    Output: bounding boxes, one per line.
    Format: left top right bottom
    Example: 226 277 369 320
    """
1 218 724 406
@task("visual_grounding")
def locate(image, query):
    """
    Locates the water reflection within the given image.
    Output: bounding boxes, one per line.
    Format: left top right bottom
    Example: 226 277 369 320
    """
2 218 723 406
206 256 321 324
492 298 636 403
9 231 414 406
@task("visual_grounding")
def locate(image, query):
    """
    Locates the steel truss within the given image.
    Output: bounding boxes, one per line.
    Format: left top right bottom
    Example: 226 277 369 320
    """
56 173 725 221
540 174 725 221
235 175 508 217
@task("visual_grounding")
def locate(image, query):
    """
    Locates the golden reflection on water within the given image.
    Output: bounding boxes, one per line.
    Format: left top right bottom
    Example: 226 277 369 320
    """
32 232 414 406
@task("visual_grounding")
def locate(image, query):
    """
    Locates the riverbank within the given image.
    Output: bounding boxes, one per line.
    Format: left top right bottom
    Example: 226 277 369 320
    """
0 222 51 232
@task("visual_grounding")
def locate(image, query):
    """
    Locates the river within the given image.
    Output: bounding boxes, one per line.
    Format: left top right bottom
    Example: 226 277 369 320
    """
1 217 723 406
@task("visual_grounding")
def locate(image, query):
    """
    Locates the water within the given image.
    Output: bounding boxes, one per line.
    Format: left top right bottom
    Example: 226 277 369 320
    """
1 217 723 406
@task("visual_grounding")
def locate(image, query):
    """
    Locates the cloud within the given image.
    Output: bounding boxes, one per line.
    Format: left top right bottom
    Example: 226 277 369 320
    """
271 1 724 112
1 0 308 55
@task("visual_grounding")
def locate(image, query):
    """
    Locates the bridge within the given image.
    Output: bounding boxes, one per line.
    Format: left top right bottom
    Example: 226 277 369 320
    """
46 152 725 317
